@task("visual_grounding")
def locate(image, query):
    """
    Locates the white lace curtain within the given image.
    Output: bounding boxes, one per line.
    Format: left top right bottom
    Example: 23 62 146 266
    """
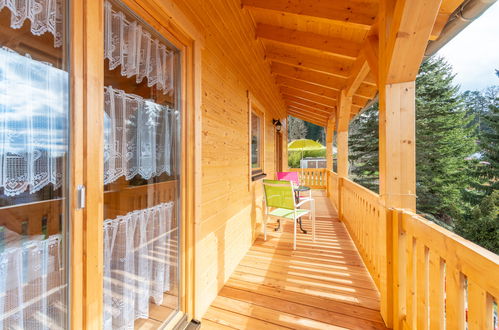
104 86 172 185
0 47 68 196
104 0 175 95
0 232 65 329
103 202 174 330
0 0 64 47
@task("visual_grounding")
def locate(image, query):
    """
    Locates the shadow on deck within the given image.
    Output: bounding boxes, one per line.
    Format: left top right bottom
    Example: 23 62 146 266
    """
201 190 387 329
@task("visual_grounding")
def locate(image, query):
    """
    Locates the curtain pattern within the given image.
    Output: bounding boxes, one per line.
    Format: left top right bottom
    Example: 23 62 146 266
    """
0 232 65 329
0 47 68 196
104 0 175 95
104 86 172 185
0 0 64 48
103 202 174 330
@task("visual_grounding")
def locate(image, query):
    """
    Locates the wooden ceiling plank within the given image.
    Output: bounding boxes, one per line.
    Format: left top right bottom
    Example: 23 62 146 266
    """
288 111 326 127
266 47 352 78
276 76 339 100
288 110 329 125
280 86 337 107
271 62 346 89
288 106 330 120
256 24 361 59
242 0 377 28
284 95 336 113
285 101 332 116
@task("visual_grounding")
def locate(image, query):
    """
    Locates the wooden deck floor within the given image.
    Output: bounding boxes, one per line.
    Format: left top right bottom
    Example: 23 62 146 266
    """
201 191 387 330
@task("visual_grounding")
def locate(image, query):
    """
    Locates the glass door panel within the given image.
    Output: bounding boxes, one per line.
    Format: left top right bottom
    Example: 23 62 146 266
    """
0 1 70 328
102 1 181 328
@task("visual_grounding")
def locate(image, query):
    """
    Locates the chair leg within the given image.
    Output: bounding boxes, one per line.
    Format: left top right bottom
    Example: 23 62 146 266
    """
293 217 297 250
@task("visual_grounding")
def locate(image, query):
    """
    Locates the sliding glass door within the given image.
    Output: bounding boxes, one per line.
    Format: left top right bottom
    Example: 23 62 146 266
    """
0 1 70 328
102 1 181 328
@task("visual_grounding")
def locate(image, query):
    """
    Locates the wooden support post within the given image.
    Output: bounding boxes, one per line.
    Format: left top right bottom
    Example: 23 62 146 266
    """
337 130 349 178
378 81 416 211
326 117 335 171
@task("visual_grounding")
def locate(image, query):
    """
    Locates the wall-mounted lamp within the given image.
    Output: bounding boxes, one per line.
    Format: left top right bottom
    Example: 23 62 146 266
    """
272 119 283 132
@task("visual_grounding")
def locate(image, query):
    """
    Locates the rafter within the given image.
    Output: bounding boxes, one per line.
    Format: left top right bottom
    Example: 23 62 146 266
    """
242 0 377 28
275 76 339 100
266 46 352 78
257 24 361 59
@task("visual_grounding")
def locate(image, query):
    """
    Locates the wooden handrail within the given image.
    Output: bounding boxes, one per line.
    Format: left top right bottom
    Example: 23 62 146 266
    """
325 173 499 329
288 168 327 189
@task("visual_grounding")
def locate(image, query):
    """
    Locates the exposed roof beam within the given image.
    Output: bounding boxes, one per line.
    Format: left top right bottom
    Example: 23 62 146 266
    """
242 0 377 28
266 46 352 78
276 76 339 100
257 24 361 59
280 86 337 108
383 0 442 83
271 62 346 89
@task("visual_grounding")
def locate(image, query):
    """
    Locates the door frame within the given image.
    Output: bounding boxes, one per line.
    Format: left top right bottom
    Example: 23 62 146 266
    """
70 0 203 327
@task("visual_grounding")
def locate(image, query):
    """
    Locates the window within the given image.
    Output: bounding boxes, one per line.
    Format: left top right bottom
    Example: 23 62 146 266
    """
102 0 181 328
250 108 265 180
0 0 70 328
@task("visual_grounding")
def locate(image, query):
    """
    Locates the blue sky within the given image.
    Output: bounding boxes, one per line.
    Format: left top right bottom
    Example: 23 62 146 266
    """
437 1 499 92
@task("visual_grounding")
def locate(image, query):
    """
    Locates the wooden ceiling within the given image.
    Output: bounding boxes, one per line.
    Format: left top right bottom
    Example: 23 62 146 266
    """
242 0 464 127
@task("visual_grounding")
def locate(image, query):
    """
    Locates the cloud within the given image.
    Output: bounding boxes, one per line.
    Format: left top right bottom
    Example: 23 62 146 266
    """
437 2 499 91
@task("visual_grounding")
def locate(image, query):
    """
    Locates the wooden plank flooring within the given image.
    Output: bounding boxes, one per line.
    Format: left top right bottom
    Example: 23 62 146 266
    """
201 190 387 329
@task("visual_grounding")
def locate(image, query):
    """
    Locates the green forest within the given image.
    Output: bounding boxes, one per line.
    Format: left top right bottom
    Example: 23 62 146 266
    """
348 57 498 254
288 56 498 254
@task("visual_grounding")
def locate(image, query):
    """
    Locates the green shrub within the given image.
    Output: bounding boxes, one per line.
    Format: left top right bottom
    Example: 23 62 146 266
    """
288 148 326 168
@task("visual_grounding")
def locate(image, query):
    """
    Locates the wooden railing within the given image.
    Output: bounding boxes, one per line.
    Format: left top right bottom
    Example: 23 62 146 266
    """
288 168 327 189
326 170 499 329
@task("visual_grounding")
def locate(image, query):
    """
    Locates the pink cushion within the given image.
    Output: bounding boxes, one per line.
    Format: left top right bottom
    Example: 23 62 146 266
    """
277 172 299 185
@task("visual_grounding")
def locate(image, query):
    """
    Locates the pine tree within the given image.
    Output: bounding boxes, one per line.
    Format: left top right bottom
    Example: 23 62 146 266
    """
288 116 308 140
349 104 379 192
415 56 476 222
477 83 499 194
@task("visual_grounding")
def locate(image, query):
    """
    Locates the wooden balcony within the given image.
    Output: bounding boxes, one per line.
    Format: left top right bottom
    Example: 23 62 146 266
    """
201 190 388 329
201 171 499 329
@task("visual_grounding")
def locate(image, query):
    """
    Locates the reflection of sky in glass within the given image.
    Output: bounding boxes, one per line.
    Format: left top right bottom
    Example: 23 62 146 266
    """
0 48 68 158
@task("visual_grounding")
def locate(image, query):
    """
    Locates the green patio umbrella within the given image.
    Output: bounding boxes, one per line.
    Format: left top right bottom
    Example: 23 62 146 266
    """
288 139 324 151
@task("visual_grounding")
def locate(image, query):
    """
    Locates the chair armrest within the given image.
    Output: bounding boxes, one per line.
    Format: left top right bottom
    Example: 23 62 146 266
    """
296 198 313 208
